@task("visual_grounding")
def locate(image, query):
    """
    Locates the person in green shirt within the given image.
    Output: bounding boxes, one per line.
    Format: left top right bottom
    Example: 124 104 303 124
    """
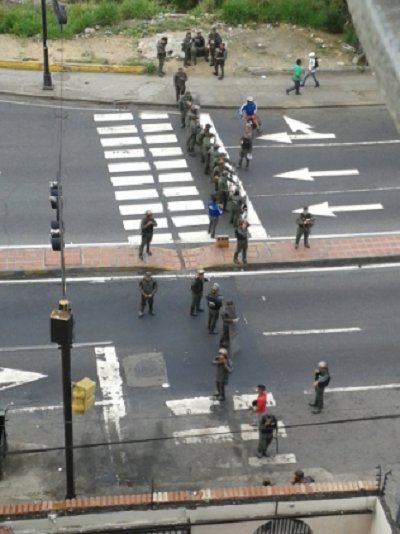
286 58 302 95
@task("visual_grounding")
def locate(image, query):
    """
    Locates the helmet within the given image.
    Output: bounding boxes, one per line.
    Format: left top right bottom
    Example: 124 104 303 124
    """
218 348 228 355
198 269 205 274
318 361 328 368
309 52 315 57
247 96 254 102
212 283 220 290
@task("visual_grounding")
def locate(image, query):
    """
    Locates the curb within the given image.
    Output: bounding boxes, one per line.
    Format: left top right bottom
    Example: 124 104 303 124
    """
0 59 145 74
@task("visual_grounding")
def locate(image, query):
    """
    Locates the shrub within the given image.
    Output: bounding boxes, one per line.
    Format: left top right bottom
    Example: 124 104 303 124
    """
94 1 119 26
11 5 42 37
66 4 96 34
220 0 258 25
120 0 159 20
0 7 17 34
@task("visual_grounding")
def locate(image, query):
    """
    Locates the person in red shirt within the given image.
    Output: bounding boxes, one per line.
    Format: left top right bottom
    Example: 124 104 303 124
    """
252 384 267 425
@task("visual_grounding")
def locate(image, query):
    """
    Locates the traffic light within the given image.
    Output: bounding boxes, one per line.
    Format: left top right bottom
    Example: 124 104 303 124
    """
71 378 96 415
49 181 62 252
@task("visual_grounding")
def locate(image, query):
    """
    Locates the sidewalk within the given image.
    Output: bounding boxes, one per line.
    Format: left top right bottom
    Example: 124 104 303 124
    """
0 65 396 276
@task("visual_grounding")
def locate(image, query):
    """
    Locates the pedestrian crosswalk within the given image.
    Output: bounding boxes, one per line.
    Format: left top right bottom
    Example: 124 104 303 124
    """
94 110 268 246
165 392 296 466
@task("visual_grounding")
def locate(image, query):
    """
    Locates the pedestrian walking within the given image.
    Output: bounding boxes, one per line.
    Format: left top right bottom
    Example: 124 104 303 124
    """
156 36 168 77
251 384 267 426
309 361 331 414
181 31 192 66
257 413 277 458
294 206 315 249
139 210 157 260
173 67 188 102
206 283 223 334
219 300 239 350
237 134 253 170
286 58 302 95
301 52 320 87
213 43 227 80
212 348 232 401
138 272 158 318
190 269 208 316
207 194 223 238
233 220 250 265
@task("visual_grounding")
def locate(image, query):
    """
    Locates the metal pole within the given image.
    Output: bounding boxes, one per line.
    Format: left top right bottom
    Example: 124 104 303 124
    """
41 0 53 90
60 337 75 499
58 192 67 298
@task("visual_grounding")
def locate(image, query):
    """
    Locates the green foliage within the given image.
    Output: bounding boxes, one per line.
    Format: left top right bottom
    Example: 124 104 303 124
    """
65 4 96 34
0 4 41 37
94 1 119 26
0 6 17 34
120 0 159 20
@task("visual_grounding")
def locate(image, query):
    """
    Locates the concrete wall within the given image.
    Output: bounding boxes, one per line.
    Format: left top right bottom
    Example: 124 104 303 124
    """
347 0 400 133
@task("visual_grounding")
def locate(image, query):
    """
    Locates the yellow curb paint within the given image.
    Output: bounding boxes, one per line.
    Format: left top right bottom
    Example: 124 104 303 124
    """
0 59 145 74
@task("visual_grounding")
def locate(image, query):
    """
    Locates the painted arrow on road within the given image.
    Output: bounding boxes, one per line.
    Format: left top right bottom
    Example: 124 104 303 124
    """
293 201 384 217
258 115 336 144
275 167 360 181
284 116 313 133
0 367 47 391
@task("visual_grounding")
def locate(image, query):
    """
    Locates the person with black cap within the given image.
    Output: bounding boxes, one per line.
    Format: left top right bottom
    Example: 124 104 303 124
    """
206 282 223 334
190 269 208 316
139 272 158 318
309 361 330 414
212 347 231 401
139 209 158 260
257 412 277 458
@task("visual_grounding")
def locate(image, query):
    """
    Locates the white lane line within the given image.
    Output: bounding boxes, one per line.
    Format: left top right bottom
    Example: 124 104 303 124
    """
142 123 173 133
115 189 159 201
248 454 297 466
200 112 267 241
145 134 178 144
150 147 183 157
123 218 168 231
140 112 169 120
163 186 199 197
178 231 214 243
154 159 188 170
119 202 163 216
108 162 151 173
97 125 138 135
173 426 233 445
95 346 126 440
94 113 133 122
172 215 210 227
250 139 400 149
111 175 154 187
128 233 173 245
304 383 400 394
159 172 194 183
263 327 362 336
104 149 145 159
0 341 113 352
240 422 287 441
100 137 142 147
168 200 204 211
233 393 276 410
9 399 116 414
166 396 220 415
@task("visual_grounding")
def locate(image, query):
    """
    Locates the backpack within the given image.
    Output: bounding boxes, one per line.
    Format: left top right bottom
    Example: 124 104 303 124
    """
314 58 319 68
241 137 251 150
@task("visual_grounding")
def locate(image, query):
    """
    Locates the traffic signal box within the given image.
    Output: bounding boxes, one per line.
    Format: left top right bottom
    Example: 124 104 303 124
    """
71 378 96 415
49 181 62 252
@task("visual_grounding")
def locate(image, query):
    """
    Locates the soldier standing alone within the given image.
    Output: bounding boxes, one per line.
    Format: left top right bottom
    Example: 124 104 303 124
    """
156 36 168 77
190 269 208 316
309 361 330 414
206 283 223 334
139 272 158 318
173 67 188 102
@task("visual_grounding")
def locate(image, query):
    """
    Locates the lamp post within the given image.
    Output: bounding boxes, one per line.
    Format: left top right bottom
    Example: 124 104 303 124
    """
40 0 53 90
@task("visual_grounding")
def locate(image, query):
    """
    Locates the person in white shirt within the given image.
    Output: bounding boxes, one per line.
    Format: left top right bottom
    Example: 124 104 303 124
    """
301 52 320 88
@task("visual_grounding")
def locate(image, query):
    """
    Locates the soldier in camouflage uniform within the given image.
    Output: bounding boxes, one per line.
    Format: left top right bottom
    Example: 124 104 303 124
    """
178 90 193 128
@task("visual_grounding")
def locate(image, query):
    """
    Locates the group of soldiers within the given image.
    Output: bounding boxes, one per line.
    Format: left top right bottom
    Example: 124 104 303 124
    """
181 27 227 79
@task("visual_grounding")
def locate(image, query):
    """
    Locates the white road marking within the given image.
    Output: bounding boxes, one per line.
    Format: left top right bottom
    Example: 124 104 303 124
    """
240 421 287 441
178 231 214 243
128 233 173 245
172 215 210 227
233 393 276 410
293 201 384 217
158 172 194 183
123 218 168 231
154 159 188 170
100 136 142 147
168 200 204 211
10 399 115 414
249 139 400 149
284 116 313 133
119 202 163 216
95 346 126 440
252 186 400 198
97 125 138 135
108 162 151 173
111 175 154 187
259 132 335 143
173 426 233 444
115 189 159 201
166 396 220 415
142 123 173 133
304 383 400 394
163 186 199 197
94 113 133 122
104 149 145 159
0 367 47 392
140 112 169 120
149 147 183 157
0 341 112 352
145 134 178 144
263 327 361 336
275 167 360 181
248 454 297 466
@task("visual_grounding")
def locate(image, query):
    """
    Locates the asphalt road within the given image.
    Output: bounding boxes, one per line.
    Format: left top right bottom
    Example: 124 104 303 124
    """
1 266 400 505
1 99 399 247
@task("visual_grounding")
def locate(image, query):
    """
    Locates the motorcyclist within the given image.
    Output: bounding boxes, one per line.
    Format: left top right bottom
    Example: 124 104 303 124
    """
239 96 262 133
